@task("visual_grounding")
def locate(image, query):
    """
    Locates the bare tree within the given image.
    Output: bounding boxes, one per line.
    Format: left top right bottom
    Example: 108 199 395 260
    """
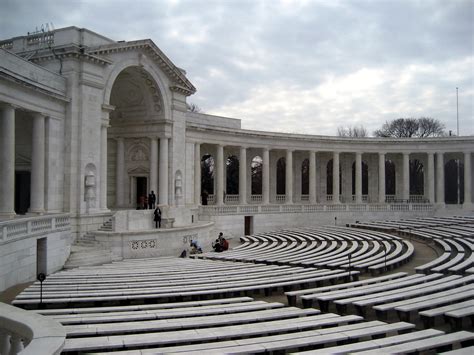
337 125 368 137
374 117 446 138
187 102 202 113
417 117 446 137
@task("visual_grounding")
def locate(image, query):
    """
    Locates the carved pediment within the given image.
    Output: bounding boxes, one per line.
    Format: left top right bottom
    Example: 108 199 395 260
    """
128 166 149 174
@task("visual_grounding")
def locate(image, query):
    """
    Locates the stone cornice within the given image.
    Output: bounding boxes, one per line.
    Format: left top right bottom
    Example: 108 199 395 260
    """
27 45 112 66
186 123 474 144
186 124 474 153
87 40 196 96
0 71 70 103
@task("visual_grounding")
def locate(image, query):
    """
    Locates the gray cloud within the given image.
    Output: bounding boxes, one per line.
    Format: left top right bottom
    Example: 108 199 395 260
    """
2 0 472 135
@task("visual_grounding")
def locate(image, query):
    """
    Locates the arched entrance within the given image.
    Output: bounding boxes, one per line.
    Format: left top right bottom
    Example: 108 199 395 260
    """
107 66 166 209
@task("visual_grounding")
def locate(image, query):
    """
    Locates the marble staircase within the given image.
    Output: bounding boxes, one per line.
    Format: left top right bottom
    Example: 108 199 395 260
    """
64 222 114 269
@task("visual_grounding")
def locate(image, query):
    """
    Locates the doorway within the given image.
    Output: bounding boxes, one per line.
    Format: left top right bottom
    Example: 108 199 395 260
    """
15 171 30 214
244 216 253 236
136 177 148 208
36 238 47 276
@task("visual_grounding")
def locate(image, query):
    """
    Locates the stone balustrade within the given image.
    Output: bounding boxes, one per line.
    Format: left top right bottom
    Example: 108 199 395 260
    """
0 214 70 245
199 202 434 215
0 302 65 355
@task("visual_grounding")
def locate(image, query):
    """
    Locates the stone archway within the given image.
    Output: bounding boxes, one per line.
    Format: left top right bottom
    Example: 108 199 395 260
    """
106 66 166 209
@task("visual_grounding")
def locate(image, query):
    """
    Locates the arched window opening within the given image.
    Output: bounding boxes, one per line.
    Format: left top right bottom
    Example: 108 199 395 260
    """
226 155 239 195
301 159 309 195
410 159 424 195
385 160 396 195
251 156 262 194
326 159 342 195
351 161 369 195
276 157 286 195
201 154 214 195
445 159 464 204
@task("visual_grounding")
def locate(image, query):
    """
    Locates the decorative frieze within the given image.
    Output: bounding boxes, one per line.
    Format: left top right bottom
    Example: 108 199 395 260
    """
130 239 157 250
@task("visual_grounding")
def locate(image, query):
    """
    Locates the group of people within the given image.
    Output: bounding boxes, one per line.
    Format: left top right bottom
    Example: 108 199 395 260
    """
181 233 229 257
138 191 157 210
212 232 229 252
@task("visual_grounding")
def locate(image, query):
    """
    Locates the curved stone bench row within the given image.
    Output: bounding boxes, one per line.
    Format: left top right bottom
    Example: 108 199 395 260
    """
349 216 474 275
296 273 474 328
30 295 443 355
348 215 474 232
194 226 414 275
13 257 355 309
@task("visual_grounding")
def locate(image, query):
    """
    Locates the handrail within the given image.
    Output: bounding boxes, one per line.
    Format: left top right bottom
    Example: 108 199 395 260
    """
0 302 65 355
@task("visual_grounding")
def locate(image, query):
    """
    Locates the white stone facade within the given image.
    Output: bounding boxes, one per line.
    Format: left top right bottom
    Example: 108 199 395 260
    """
0 27 473 290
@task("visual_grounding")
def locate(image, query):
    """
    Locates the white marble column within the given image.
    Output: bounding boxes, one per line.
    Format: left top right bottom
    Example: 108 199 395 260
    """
464 152 472 207
285 149 293 204
194 143 201 205
402 153 410 201
378 153 385 203
115 138 125 207
333 151 340 203
159 137 169 205
100 124 108 210
427 152 435 203
0 104 15 217
262 148 270 204
30 113 46 213
436 152 445 205
239 146 247 204
309 151 317 204
216 144 224 205
355 152 362 204
149 137 158 195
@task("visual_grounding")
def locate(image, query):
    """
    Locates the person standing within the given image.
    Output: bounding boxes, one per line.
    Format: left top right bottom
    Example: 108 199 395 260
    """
150 191 156 209
153 206 162 228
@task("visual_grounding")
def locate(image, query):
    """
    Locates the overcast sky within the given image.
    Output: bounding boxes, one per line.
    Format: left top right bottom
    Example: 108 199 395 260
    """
2 0 473 136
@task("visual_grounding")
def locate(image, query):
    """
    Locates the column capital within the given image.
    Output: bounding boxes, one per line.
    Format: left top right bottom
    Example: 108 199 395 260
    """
31 111 47 119
0 102 17 110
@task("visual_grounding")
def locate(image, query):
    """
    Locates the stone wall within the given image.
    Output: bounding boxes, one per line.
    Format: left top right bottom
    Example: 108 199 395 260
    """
0 214 71 292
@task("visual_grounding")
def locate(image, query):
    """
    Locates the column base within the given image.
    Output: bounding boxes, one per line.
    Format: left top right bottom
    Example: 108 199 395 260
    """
463 203 473 210
28 210 45 215
0 212 16 220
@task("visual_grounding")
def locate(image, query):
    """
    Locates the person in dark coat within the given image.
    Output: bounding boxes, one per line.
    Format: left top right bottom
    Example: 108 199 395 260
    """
153 206 162 228
148 191 156 209
201 190 209 205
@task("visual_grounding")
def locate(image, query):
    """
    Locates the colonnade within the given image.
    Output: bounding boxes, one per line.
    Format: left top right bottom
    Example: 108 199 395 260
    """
0 104 50 218
194 143 473 208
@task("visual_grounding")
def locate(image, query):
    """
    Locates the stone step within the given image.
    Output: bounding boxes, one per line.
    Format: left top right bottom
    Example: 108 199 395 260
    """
64 248 113 269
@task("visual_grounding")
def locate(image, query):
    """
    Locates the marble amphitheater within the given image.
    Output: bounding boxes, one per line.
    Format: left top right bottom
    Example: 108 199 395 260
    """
0 27 473 354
